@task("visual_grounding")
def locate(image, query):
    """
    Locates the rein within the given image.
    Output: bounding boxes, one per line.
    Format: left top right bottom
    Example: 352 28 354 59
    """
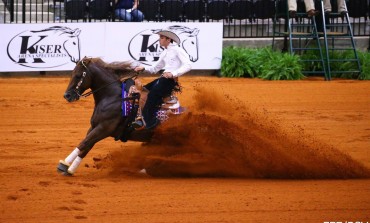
75 59 137 98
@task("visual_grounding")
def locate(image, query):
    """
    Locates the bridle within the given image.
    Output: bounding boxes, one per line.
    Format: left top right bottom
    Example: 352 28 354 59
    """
74 58 137 98
74 61 88 97
74 59 93 98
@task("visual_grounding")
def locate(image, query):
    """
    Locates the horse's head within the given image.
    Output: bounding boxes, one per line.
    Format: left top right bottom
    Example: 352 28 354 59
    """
64 57 92 102
63 29 81 63
179 28 199 62
162 25 200 62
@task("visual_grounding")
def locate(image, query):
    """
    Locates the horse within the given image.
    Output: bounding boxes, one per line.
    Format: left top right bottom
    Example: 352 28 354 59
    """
149 25 199 63
167 25 199 62
7 26 81 67
57 57 151 176
32 26 81 63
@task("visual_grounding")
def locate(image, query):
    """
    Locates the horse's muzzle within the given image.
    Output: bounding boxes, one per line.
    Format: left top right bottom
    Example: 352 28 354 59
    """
64 91 79 102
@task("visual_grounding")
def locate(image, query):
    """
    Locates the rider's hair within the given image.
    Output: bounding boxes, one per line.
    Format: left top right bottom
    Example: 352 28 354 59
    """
165 36 173 43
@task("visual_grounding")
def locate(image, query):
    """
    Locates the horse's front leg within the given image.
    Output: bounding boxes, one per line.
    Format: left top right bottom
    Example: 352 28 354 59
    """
57 123 115 176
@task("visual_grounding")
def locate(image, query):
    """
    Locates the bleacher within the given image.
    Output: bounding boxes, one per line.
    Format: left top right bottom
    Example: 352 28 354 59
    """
0 0 369 38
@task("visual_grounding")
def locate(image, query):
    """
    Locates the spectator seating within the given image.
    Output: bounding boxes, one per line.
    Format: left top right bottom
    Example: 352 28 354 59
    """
206 0 230 21
346 0 368 18
62 0 370 23
65 0 88 21
159 0 184 21
253 0 275 20
138 0 161 21
183 0 205 21
89 0 112 20
229 0 253 20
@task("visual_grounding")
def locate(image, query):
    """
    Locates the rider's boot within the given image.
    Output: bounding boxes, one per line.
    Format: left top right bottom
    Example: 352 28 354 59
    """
145 118 160 130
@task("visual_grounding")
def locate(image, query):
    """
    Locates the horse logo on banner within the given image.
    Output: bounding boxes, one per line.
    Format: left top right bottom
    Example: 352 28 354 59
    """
128 25 200 65
7 26 81 68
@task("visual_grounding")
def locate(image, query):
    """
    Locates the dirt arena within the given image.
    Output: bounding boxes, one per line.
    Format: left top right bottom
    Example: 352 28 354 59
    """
0 74 369 223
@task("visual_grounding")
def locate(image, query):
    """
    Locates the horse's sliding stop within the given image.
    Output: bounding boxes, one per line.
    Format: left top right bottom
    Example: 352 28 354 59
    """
57 28 192 176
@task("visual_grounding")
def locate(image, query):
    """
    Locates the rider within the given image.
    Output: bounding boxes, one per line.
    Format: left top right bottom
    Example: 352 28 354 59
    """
133 28 192 129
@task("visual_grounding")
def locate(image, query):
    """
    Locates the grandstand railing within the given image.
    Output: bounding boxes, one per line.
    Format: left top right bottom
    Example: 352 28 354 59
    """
1 0 369 38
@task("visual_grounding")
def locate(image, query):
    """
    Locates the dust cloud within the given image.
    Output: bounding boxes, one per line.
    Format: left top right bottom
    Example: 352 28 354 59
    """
95 87 370 179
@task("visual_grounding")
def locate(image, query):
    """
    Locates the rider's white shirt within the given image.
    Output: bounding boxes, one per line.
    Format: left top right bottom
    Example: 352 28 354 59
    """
144 44 191 77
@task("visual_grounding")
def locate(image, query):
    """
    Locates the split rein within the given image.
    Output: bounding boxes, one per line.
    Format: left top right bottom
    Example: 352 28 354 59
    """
74 60 137 98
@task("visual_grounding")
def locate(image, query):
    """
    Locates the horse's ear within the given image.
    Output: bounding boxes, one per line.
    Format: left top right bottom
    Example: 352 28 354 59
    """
72 29 81 37
190 28 200 37
77 56 90 66
75 56 86 65
84 57 93 66
151 29 161 34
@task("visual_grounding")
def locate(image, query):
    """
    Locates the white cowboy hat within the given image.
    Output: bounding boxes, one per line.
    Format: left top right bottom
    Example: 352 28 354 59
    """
154 28 180 45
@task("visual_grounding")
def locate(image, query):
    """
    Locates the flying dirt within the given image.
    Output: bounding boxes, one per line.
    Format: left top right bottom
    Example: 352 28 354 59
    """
94 87 370 179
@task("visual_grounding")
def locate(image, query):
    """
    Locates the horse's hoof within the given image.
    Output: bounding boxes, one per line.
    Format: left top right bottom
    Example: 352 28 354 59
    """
61 171 73 177
57 161 69 174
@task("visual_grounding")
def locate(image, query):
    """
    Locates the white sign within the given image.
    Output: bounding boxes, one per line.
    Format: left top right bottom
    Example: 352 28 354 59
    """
0 22 223 72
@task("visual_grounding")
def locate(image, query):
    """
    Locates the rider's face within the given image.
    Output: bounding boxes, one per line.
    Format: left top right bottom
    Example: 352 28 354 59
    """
159 35 171 48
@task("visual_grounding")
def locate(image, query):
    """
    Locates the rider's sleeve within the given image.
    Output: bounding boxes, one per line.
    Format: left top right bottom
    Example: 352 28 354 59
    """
143 51 166 74
172 47 192 78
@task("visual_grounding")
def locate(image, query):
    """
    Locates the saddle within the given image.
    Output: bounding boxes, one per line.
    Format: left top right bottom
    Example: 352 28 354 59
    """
122 78 184 122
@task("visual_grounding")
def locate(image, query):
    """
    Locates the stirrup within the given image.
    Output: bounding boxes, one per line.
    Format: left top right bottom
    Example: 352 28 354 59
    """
132 117 145 130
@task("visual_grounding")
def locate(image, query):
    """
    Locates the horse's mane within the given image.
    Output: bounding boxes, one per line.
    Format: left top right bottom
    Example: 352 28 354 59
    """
31 26 76 34
86 57 137 78
167 25 197 35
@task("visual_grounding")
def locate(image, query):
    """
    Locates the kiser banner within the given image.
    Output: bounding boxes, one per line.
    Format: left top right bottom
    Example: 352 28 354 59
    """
0 22 223 72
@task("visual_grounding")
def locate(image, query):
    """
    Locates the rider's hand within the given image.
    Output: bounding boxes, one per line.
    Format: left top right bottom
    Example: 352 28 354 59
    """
162 72 173 79
134 66 145 72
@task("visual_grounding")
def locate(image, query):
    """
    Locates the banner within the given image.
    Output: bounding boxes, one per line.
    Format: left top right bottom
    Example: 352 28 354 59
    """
0 22 223 72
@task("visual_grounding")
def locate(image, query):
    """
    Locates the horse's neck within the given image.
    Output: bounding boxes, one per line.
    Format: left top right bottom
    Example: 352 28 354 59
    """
90 66 120 101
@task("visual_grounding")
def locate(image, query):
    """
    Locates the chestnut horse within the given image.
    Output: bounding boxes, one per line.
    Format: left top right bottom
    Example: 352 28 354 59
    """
57 57 151 176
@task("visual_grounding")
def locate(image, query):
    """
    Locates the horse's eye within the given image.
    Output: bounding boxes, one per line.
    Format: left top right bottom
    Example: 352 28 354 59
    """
191 41 194 44
73 42 76 45
73 70 82 78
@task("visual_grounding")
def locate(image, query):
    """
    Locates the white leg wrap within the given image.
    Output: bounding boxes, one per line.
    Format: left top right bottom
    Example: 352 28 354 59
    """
65 148 80 165
67 156 82 174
